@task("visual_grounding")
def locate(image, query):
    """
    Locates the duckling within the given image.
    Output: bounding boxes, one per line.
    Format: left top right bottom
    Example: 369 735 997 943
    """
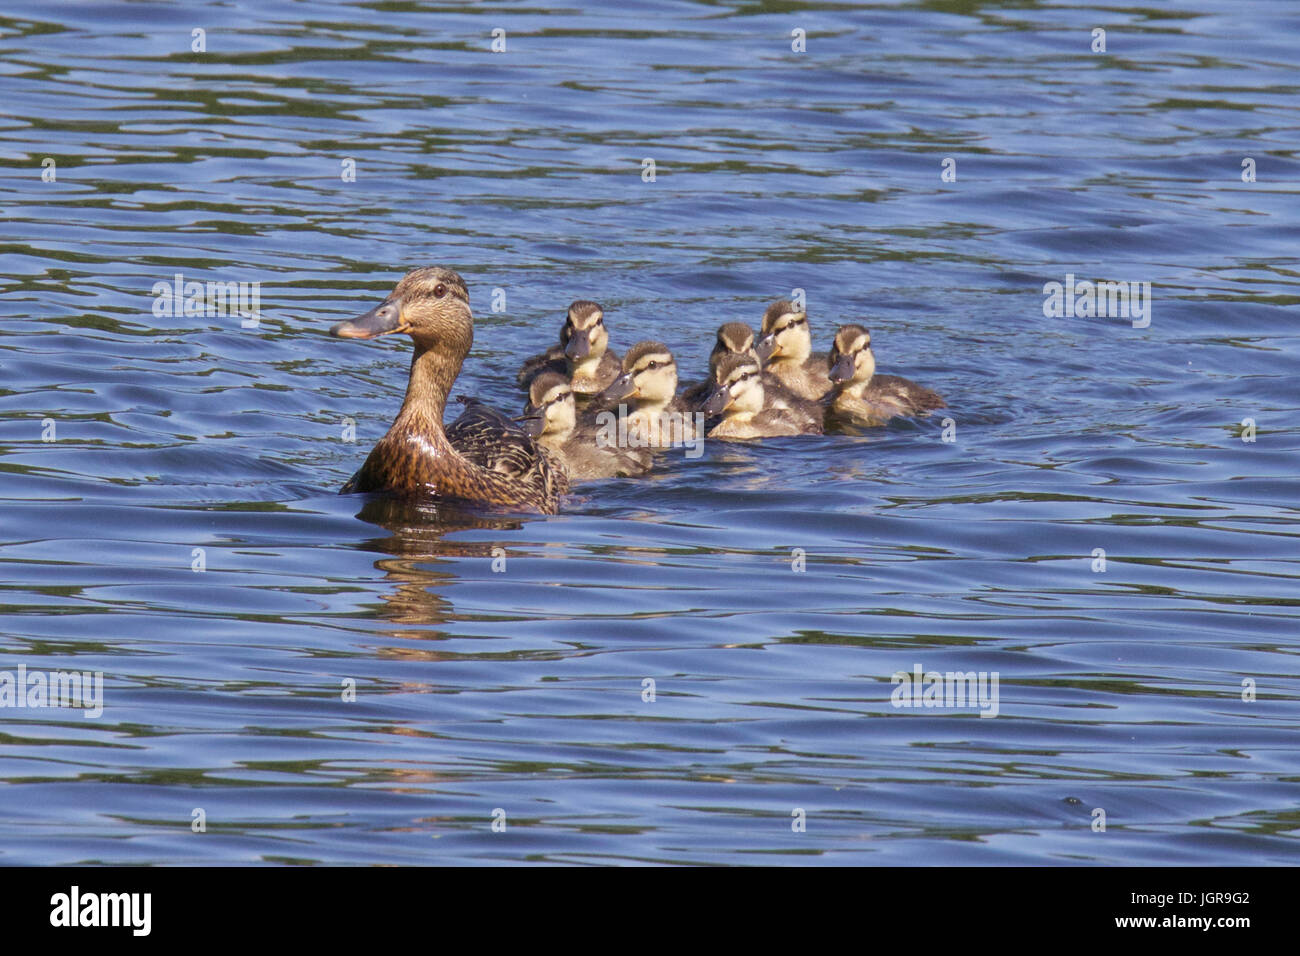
519 372 652 481
754 300 832 401
826 323 946 427
516 300 621 397
590 341 701 448
682 322 759 408
329 266 568 514
682 322 823 430
702 352 823 440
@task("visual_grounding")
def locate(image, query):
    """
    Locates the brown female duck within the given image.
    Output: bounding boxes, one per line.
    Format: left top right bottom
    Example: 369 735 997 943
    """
330 266 568 514
826 323 946 427
755 300 832 401
516 300 621 397
520 372 652 481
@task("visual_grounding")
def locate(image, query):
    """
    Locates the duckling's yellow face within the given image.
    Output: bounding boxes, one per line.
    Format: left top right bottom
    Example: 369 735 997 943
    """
828 324 875 385
755 304 810 363
523 374 576 438
330 266 472 354
703 354 764 417
708 322 756 373
563 301 608 363
597 342 677 405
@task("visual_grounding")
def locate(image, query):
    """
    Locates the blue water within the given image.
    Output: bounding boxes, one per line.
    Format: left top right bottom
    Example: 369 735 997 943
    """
1 0 1298 865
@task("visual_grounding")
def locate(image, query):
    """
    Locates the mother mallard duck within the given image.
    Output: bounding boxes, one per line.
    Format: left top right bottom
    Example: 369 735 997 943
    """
329 266 568 514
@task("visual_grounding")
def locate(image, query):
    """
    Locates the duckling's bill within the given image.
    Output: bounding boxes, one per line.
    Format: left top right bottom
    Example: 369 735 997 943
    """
515 411 546 439
565 328 592 360
828 352 855 383
701 381 732 417
597 370 637 403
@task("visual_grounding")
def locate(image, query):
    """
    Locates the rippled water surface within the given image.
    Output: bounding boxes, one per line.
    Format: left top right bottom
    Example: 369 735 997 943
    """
2 0 1298 865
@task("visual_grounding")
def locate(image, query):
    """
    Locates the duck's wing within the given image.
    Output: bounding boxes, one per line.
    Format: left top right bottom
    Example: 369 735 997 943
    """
764 376 825 428
516 344 566 389
447 397 537 477
871 374 946 413
755 409 809 437
448 396 570 496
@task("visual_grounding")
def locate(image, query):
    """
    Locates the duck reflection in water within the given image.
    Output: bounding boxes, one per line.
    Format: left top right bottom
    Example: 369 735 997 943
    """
351 496 530 642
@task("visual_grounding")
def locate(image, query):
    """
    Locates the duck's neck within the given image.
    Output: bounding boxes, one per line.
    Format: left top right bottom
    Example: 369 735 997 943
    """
842 377 873 400
569 347 605 379
629 395 671 424
847 350 877 397
398 342 465 433
724 391 762 423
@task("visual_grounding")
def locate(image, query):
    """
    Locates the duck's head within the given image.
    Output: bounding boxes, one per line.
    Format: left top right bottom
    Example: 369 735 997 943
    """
519 371 576 440
596 341 678 406
562 300 608 363
709 322 757 372
828 323 875 386
330 266 472 354
755 300 810 363
702 352 764 417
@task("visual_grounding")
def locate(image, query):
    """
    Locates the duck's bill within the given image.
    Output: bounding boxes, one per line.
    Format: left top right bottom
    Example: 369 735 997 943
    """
597 371 636 403
701 385 732 416
330 299 409 339
515 413 546 439
754 334 777 363
564 329 592 360
828 353 855 383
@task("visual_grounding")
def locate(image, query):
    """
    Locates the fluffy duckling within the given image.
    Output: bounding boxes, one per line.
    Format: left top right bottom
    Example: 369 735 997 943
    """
516 300 621 397
702 353 823 440
683 322 822 430
520 372 651 481
755 300 832 401
682 322 759 408
330 266 568 514
591 341 701 447
826 323 946 427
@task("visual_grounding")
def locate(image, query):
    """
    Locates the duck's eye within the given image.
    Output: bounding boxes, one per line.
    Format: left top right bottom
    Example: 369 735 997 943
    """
434 283 447 298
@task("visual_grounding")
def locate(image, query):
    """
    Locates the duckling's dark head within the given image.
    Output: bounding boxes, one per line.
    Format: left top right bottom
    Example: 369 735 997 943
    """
709 322 755 369
330 266 473 355
521 371 576 439
829 323 873 384
563 300 607 361
703 352 763 416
